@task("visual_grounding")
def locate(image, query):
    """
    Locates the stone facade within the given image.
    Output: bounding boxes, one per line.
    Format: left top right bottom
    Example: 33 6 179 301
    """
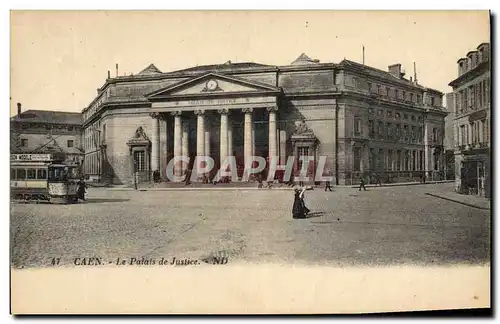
10 104 84 166
81 55 446 185
448 43 491 198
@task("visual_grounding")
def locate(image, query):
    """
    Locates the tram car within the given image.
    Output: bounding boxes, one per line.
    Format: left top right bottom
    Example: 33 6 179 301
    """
10 153 81 204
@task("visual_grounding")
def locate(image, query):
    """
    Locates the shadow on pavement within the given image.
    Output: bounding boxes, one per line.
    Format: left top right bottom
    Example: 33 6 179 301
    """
306 211 326 218
81 198 130 204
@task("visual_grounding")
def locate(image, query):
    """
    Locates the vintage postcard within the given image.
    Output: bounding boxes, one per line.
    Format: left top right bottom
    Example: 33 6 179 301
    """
9 10 491 314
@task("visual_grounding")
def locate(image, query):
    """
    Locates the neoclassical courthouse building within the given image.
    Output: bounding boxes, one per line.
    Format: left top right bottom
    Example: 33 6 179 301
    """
81 54 446 185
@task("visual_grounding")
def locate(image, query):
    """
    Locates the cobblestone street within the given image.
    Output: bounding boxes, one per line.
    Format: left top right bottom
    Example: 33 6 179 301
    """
10 183 490 269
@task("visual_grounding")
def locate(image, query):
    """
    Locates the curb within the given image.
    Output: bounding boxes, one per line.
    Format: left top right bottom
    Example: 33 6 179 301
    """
425 193 490 210
108 187 296 192
349 180 454 189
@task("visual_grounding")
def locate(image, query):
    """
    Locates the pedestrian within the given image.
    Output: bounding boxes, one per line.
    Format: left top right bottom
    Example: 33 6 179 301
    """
324 168 333 191
292 186 310 219
184 169 192 186
358 177 367 191
76 177 88 201
374 172 382 187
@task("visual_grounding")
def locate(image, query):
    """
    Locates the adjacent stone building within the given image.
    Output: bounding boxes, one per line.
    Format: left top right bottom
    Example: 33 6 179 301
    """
10 103 84 166
82 54 446 185
448 43 491 197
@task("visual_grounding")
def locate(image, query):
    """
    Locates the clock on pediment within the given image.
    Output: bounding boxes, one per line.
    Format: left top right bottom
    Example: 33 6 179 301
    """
202 79 223 92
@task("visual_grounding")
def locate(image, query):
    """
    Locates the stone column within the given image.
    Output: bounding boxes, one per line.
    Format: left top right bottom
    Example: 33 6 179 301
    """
195 110 205 157
251 120 255 156
228 118 233 157
279 129 287 165
243 108 253 167
182 122 189 173
267 106 278 160
424 112 429 176
219 109 229 166
172 111 182 176
150 112 161 176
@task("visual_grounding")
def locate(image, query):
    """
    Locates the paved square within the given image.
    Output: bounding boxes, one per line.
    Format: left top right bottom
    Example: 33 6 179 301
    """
10 183 490 268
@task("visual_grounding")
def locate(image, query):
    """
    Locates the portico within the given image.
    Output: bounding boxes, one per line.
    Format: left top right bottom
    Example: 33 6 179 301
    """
146 72 282 181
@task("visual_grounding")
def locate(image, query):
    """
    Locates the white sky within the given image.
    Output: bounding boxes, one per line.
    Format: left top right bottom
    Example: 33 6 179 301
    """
10 10 490 115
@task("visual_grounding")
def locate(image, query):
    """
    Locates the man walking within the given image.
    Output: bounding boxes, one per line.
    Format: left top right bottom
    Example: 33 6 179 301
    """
358 176 367 191
324 168 333 191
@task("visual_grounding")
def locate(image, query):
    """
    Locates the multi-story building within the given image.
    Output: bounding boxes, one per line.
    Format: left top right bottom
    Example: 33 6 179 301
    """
448 42 491 197
444 93 456 180
10 103 84 165
81 54 446 185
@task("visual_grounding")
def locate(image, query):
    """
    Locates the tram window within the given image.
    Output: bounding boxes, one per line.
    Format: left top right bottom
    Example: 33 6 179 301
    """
11 169 16 180
17 169 26 180
37 169 47 180
27 169 37 180
48 168 68 181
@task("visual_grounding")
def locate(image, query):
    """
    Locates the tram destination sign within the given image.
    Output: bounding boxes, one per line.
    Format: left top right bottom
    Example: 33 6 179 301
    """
11 154 53 162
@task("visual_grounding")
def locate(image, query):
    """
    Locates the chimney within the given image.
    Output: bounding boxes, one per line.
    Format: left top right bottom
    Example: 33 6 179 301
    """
17 102 21 118
107 70 111 79
116 63 119 77
410 76 413 82
388 64 403 78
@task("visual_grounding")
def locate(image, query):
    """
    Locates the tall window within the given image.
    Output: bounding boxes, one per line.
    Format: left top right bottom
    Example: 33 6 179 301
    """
367 82 372 93
20 139 28 147
386 87 391 97
369 148 375 171
134 151 146 172
419 151 424 171
377 84 381 95
411 126 416 143
431 97 435 106
403 124 409 141
469 85 475 109
484 118 489 142
378 149 385 170
388 149 393 171
368 120 374 138
378 121 384 139
102 124 106 143
395 124 401 140
432 128 437 143
404 150 409 171
354 118 361 136
387 122 392 140
353 147 361 172
395 89 399 100
67 140 74 148
418 126 423 143
410 93 414 102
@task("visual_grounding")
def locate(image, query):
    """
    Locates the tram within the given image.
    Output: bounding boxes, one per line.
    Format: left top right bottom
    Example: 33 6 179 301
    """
10 153 81 204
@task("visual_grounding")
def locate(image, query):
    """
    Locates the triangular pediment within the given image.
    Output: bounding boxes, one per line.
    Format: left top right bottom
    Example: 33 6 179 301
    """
147 72 280 99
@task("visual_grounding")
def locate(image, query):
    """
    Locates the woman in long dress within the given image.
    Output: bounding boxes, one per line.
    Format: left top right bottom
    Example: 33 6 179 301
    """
292 189 305 219
292 187 310 219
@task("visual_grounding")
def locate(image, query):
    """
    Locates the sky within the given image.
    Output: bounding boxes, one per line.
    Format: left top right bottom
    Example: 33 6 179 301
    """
10 10 490 116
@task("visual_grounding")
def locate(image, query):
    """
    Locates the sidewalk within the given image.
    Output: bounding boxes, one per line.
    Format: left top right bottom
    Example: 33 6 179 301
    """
105 180 455 192
425 191 491 210
349 180 454 189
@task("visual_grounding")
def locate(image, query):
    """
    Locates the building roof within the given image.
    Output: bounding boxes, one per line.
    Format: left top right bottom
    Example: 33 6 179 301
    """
12 110 83 125
477 42 490 49
170 61 273 74
291 53 320 65
338 59 426 90
138 63 162 75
